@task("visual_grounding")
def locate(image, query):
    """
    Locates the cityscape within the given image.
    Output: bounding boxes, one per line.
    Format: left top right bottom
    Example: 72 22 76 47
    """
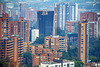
0 0 100 67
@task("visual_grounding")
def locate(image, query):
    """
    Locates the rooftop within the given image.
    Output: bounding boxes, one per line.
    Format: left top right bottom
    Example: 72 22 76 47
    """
41 60 74 64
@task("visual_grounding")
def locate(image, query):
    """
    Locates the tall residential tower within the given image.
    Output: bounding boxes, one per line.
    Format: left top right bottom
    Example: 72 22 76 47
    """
78 20 89 64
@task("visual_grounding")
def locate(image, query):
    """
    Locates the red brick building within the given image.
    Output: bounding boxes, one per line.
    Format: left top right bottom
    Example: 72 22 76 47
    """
0 13 10 39
80 12 98 21
65 21 78 35
29 45 35 54
0 3 6 14
35 45 43 54
43 49 52 54
9 17 30 45
32 44 62 67
32 54 40 67
0 35 24 67
40 53 55 62
44 35 67 52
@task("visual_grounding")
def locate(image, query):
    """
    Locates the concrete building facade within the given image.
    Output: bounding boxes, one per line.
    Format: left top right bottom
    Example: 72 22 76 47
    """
31 29 39 43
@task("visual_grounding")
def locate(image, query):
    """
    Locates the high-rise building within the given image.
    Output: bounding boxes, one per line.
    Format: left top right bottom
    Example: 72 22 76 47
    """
25 7 36 21
54 2 69 30
88 21 100 38
19 2 26 17
69 3 78 21
0 13 10 39
54 2 78 30
31 29 39 43
37 10 54 36
0 35 24 66
3 3 6 13
0 3 1 14
65 21 78 36
10 17 30 45
78 20 89 64
44 35 67 52
80 12 98 21
0 14 24 66
0 3 6 14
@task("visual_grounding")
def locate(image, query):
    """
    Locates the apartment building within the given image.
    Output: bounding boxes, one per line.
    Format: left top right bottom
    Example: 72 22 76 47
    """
10 17 30 45
29 45 35 54
80 12 98 21
0 13 10 39
0 35 23 66
45 35 67 52
78 20 89 64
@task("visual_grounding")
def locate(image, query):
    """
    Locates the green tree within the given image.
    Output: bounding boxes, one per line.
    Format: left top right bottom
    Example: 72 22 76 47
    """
89 37 100 62
33 34 45 44
75 61 84 67
21 64 28 67
0 57 11 67
57 27 65 36
89 56 100 62
61 45 79 61
23 52 32 67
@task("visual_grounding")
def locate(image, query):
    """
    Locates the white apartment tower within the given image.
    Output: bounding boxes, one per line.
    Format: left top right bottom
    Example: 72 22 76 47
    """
31 29 39 42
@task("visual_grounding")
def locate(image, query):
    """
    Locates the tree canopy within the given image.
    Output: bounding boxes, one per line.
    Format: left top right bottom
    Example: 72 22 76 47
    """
89 37 100 62
57 27 65 36
22 52 32 67
33 34 45 44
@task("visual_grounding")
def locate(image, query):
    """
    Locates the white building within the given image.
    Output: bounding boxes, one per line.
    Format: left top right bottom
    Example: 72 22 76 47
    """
69 3 78 21
31 29 39 43
54 2 78 30
39 60 74 67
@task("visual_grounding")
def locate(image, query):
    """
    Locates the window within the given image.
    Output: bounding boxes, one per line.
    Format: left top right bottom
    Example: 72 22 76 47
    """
81 36 83 39
81 24 84 26
55 65 57 67
81 41 83 42
67 64 69 67
81 51 83 53
64 64 66 66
